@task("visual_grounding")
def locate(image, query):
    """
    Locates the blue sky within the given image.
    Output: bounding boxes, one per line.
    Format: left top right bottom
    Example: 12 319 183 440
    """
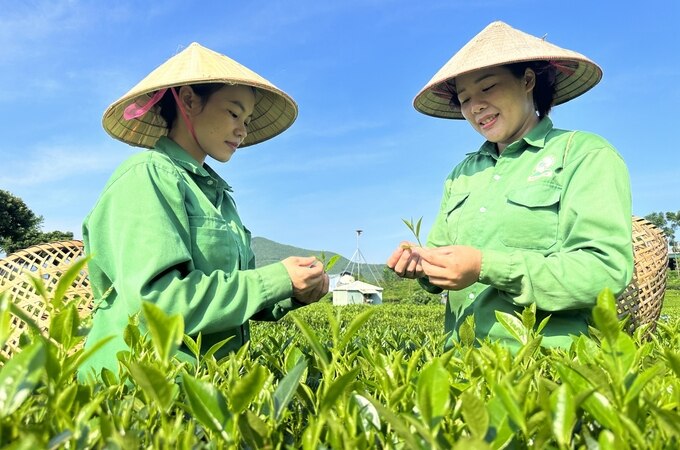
1 0 678 263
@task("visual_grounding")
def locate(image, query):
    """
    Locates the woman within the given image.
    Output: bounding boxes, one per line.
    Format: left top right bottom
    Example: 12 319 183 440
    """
80 43 329 380
387 22 633 351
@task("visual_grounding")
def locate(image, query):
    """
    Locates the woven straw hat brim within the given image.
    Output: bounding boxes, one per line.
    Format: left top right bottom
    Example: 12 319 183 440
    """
413 21 602 120
103 42 298 148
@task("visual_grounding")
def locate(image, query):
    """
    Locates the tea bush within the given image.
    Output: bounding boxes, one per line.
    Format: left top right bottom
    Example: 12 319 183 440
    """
1 266 679 449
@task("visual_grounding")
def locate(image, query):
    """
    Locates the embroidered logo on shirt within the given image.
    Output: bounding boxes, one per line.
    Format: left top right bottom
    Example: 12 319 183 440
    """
528 156 556 181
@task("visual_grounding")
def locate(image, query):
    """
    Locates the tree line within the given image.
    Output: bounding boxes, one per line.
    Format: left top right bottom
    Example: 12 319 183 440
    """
0 189 73 255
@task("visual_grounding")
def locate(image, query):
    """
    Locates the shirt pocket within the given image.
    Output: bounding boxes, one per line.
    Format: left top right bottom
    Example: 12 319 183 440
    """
444 192 470 244
188 215 240 273
501 184 561 250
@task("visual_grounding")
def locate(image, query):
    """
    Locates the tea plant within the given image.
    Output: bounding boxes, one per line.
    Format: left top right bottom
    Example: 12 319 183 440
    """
1 276 679 448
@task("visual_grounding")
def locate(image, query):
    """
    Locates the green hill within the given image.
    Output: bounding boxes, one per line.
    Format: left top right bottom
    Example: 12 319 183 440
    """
251 236 384 278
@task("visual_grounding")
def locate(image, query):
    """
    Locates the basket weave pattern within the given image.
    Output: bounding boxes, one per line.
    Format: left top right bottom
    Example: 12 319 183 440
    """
0 240 94 359
616 216 668 333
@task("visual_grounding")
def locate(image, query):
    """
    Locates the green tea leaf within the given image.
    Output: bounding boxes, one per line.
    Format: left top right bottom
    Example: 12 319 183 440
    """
273 356 307 421
416 358 450 427
459 315 476 347
49 303 79 348
550 384 576 448
181 373 231 439
141 302 184 365
127 361 178 412
665 350 680 378
230 364 268 415
495 311 527 345
0 341 46 418
0 295 12 348
291 314 330 369
339 307 376 350
520 304 536 331
320 367 360 413
592 288 621 345
460 390 489 439
351 392 381 432
494 381 527 435
52 256 90 306
238 409 268 449
325 254 340 273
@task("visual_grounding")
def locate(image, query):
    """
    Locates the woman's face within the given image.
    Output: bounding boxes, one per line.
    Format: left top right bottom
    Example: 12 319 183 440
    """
189 84 256 163
455 65 538 153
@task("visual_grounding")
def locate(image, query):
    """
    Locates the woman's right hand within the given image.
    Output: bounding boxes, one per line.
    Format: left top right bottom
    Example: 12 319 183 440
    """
282 256 329 304
386 241 424 279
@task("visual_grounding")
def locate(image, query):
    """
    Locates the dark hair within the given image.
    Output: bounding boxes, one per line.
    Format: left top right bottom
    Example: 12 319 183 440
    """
157 83 226 129
449 61 557 118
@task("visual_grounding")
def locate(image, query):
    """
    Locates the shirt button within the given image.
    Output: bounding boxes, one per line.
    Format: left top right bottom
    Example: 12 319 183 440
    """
493 175 501 181
207 180 214 185
479 207 487 213
468 293 475 299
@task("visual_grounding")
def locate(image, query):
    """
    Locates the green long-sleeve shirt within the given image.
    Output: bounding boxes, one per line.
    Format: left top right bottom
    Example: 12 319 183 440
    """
421 118 634 351
80 137 302 380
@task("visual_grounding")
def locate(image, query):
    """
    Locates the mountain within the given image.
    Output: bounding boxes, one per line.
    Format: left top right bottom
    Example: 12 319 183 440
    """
251 237 384 278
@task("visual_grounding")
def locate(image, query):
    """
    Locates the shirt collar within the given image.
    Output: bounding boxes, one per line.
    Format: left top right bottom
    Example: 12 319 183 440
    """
154 136 233 192
475 116 554 157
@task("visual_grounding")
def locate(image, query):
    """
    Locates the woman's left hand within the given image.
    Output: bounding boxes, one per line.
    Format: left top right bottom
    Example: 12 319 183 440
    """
418 245 482 291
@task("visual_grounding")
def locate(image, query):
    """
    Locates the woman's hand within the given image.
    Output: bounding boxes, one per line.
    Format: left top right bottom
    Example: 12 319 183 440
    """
386 241 424 279
282 256 329 304
418 245 482 291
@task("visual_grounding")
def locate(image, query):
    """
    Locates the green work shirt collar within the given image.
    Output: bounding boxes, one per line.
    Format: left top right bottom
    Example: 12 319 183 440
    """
477 116 554 158
155 136 233 192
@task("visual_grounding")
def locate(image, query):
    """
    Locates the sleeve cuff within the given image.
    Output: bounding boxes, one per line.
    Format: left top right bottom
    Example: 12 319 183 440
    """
478 249 516 291
254 262 293 304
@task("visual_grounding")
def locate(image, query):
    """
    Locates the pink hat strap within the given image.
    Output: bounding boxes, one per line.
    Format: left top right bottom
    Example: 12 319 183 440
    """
123 87 199 146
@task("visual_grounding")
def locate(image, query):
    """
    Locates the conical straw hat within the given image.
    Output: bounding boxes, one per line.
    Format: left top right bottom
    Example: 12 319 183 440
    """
103 42 298 148
413 21 602 119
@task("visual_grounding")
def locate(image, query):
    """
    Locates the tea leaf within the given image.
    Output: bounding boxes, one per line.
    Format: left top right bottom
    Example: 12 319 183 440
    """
416 358 450 427
181 373 231 439
291 314 330 369
230 364 268 415
52 256 89 306
0 295 13 348
273 356 307 421
127 361 178 412
49 303 79 349
550 383 576 448
495 311 527 345
623 363 664 405
325 254 340 273
351 392 381 432
460 390 489 439
339 307 376 350
320 367 360 413
238 409 268 449
494 381 527 435
141 302 184 365
592 288 620 345
459 315 476 347
0 341 46 418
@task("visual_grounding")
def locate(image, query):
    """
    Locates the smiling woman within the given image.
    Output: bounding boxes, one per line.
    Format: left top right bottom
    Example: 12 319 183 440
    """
387 21 634 352
79 43 330 381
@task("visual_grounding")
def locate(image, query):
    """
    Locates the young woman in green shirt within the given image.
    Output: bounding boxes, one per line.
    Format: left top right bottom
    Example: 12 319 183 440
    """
80 43 329 380
387 21 634 351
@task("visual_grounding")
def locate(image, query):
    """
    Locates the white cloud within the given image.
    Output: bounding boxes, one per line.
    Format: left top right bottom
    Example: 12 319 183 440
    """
0 142 130 188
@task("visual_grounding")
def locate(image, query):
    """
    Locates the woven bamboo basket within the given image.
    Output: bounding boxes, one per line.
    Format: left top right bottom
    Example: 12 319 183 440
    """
0 240 94 359
616 216 668 333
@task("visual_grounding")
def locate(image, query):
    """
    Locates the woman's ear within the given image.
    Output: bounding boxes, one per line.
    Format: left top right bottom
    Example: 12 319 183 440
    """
524 68 537 91
177 85 199 115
